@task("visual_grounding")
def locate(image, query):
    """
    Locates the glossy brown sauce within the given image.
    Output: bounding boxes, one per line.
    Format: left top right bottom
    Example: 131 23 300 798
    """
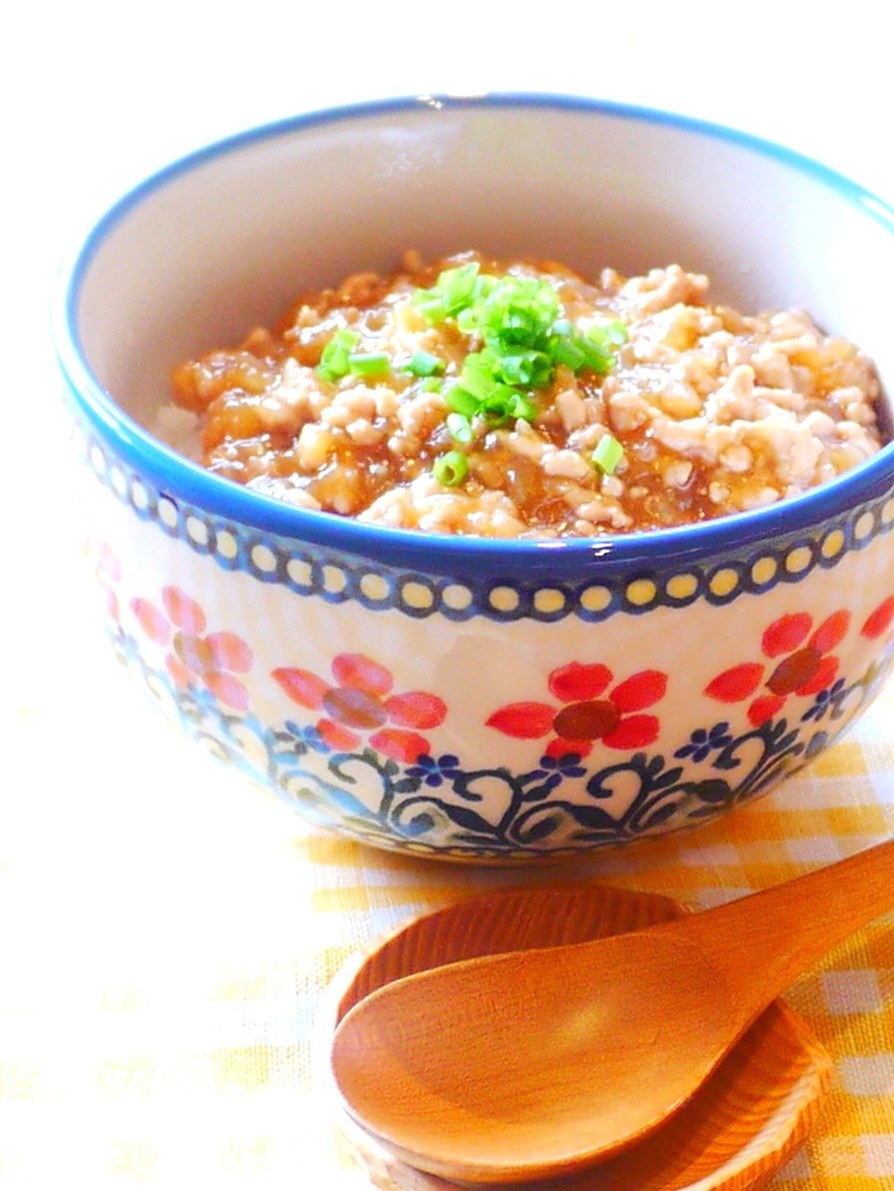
168 254 884 538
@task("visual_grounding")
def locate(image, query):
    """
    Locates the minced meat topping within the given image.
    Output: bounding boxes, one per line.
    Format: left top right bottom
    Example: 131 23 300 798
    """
164 251 884 538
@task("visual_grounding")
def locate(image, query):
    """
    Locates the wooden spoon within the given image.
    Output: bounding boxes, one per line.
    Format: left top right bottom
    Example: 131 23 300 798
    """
331 837 893 1185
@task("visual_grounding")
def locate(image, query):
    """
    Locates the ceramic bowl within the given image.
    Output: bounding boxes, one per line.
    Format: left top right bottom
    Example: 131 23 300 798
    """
55 94 894 862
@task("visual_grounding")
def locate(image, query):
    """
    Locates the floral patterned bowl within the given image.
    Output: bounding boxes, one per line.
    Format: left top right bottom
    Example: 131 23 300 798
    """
55 94 894 862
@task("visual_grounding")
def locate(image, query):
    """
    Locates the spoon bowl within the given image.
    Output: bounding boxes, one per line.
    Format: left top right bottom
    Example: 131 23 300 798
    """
320 883 832 1190
331 839 893 1184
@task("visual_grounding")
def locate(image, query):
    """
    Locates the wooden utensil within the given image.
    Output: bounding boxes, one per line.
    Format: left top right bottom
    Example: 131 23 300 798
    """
331 838 893 1185
319 883 832 1191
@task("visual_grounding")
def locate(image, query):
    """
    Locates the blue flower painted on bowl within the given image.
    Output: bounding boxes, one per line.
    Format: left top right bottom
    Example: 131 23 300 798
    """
675 722 735 762
801 678 847 723
406 754 463 788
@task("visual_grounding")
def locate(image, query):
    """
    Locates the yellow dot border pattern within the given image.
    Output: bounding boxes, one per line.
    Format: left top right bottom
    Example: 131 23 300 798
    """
81 429 894 623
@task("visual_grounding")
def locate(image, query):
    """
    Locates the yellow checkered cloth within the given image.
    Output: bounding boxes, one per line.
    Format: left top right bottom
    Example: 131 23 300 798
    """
3 606 893 1188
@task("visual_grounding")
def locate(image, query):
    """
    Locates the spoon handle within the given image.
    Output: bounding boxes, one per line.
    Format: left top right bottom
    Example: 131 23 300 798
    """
684 836 893 1011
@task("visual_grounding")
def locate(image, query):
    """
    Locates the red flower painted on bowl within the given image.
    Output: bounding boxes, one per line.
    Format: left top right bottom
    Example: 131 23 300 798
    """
861 595 894 640
272 653 447 763
486 662 667 760
705 609 850 727
131 586 253 710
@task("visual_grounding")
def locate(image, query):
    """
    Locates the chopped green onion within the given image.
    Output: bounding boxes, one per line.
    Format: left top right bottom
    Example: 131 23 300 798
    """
420 377 443 393
413 262 482 323
457 351 498 401
316 328 360 381
348 351 391 378
580 320 629 373
497 349 552 389
578 338 614 375
446 412 473 443
550 334 587 371
411 262 628 437
592 434 624 476
480 387 517 426
440 263 482 314
446 386 481 419
403 350 445 378
508 393 538 422
601 318 630 347
433 449 469 486
414 294 449 322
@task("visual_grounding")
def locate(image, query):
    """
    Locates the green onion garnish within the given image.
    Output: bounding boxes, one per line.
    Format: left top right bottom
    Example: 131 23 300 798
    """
433 449 469 486
601 318 630 347
412 263 628 442
508 393 538 422
592 434 624 476
497 349 553 389
413 262 483 323
446 412 473 444
348 351 391 378
480 388 516 426
403 351 445 378
457 352 497 402
316 328 361 381
550 334 587 371
446 387 480 419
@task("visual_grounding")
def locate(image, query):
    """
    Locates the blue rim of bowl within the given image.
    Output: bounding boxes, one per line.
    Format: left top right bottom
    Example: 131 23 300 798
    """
53 91 894 578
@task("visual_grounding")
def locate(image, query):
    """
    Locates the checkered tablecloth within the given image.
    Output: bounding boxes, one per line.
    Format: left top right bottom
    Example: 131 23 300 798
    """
3 542 893 1187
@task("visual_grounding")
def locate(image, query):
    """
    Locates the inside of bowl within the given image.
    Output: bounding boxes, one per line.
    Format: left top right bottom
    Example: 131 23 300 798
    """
70 100 894 431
